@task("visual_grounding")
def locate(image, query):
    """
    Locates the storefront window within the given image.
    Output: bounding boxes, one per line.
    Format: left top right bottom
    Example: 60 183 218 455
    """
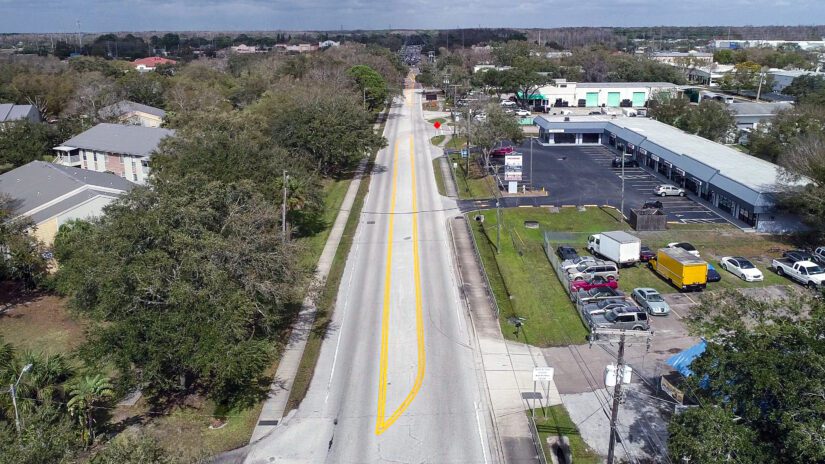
718 195 733 214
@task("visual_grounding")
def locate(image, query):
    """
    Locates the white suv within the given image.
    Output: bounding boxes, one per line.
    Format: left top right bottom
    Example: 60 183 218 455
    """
654 184 685 197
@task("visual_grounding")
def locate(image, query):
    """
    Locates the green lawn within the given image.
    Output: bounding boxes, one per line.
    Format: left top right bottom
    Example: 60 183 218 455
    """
531 406 601 464
297 178 351 271
468 206 795 346
427 117 447 124
448 153 497 200
445 135 468 150
469 207 623 346
430 134 446 146
432 158 447 196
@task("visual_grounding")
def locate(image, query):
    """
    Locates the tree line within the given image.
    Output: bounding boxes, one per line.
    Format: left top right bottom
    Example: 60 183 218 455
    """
0 43 402 462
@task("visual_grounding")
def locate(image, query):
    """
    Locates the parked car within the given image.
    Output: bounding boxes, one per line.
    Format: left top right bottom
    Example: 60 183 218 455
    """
515 109 531 117
556 245 579 261
814 246 825 265
561 255 597 271
639 246 656 262
654 184 686 197
586 308 650 331
667 242 700 257
771 258 825 288
588 111 602 115
783 249 815 263
631 288 671 315
720 256 764 282
573 286 624 304
582 298 635 317
612 156 639 168
569 277 619 292
706 263 722 282
567 260 619 282
491 145 515 157
642 200 663 210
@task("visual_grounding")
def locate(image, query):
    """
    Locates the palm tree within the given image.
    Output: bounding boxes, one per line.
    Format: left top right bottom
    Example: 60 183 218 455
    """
67 374 114 446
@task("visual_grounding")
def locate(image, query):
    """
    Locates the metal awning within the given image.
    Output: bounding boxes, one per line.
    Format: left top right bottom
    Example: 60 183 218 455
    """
53 146 77 152
516 92 547 100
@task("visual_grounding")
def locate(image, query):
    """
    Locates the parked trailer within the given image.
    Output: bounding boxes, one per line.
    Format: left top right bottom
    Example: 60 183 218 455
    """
649 248 708 292
587 231 642 266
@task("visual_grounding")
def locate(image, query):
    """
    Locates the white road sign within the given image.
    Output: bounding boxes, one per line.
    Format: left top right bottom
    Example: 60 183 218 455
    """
532 367 554 382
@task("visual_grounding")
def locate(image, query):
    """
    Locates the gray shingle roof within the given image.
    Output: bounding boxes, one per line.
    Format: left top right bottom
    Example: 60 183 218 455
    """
0 161 134 219
60 123 175 157
0 103 38 122
99 100 166 119
728 102 793 116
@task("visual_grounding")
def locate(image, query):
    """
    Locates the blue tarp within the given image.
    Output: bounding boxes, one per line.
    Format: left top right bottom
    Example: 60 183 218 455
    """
666 340 707 377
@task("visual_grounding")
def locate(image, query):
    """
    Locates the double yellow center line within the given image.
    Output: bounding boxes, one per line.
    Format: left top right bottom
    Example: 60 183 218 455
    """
375 135 426 435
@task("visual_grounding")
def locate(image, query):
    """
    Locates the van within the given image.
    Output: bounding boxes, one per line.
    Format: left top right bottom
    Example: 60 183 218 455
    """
649 248 708 292
587 231 641 266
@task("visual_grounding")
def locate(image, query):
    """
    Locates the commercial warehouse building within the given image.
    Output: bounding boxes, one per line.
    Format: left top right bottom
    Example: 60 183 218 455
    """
523 80 677 110
534 115 810 232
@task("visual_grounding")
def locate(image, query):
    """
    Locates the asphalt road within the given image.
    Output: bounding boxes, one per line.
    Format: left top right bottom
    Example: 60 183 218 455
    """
244 77 494 463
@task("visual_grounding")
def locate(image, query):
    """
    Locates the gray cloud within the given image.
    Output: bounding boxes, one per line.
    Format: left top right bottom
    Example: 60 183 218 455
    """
0 0 823 32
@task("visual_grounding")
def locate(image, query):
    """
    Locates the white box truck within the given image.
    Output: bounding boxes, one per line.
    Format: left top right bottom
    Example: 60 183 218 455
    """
587 231 641 266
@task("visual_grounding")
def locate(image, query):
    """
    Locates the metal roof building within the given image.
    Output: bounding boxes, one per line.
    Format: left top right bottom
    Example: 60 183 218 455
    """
0 103 41 123
534 115 811 231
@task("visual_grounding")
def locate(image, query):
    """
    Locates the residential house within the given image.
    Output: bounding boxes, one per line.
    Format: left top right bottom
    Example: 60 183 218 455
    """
0 161 134 245
727 101 794 131
132 56 177 72
99 100 166 128
275 43 318 53
0 103 41 125
53 123 175 185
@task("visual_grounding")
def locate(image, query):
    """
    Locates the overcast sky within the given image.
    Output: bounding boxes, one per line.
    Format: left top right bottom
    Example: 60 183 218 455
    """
1 0 824 33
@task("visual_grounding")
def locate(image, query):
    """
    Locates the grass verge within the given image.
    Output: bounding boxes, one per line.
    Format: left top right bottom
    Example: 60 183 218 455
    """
530 406 601 464
430 134 446 146
432 158 447 196
445 135 468 150
283 114 386 411
427 117 447 125
0 286 85 356
448 153 497 199
468 206 797 346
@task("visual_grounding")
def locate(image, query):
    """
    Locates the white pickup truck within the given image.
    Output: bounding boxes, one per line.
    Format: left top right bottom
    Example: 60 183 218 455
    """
771 258 825 288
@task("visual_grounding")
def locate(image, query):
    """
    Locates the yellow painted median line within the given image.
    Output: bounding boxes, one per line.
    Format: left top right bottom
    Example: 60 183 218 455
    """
375 135 427 435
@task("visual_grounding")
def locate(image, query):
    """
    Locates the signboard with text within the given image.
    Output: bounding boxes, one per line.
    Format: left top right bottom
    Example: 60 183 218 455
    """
504 154 523 181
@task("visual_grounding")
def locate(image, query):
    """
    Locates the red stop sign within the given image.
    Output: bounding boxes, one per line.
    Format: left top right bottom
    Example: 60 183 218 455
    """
434 121 441 129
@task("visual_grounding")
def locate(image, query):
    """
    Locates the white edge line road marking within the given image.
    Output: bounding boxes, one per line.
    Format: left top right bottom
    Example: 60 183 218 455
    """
475 401 490 464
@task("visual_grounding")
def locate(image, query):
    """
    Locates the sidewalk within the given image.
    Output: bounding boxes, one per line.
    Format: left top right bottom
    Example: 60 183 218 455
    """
449 215 561 464
248 149 370 444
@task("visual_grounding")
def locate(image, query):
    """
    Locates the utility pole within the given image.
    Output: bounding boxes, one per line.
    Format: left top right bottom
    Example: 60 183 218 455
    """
606 333 626 464
620 148 625 222
756 69 767 102
496 197 501 254
282 170 289 241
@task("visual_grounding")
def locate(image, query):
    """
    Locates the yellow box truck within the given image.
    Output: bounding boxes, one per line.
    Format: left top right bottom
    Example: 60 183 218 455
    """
649 248 707 292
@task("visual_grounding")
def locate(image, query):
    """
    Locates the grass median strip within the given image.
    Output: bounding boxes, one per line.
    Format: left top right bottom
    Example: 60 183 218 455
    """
432 158 447 196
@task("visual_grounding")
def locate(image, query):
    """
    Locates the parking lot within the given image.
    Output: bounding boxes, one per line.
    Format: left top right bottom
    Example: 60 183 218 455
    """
495 143 728 224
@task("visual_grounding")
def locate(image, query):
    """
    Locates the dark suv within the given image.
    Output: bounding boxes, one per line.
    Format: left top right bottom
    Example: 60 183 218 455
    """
642 200 663 210
612 156 639 168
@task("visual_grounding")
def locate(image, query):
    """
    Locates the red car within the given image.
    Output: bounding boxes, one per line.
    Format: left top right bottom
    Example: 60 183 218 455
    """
569 278 619 292
639 245 656 262
491 146 514 157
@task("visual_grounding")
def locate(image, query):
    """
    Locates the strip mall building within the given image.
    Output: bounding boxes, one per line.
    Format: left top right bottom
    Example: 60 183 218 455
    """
534 115 810 232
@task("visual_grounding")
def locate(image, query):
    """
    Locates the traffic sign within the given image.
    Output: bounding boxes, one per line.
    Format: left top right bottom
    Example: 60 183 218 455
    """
532 367 554 382
433 121 441 129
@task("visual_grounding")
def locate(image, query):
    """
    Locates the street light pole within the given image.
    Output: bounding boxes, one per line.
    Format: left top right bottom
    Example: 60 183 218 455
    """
620 148 625 222
530 137 534 190
10 363 32 435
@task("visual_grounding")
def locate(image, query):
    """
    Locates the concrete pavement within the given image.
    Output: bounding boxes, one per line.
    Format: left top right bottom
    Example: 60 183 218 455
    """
244 76 495 463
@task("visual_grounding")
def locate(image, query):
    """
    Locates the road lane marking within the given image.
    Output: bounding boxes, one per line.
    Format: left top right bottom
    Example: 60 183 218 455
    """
376 140 400 433
375 109 427 434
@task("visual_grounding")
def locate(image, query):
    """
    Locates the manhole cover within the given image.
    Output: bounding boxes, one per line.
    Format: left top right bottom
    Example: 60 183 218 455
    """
524 221 539 229
367 221 376 224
